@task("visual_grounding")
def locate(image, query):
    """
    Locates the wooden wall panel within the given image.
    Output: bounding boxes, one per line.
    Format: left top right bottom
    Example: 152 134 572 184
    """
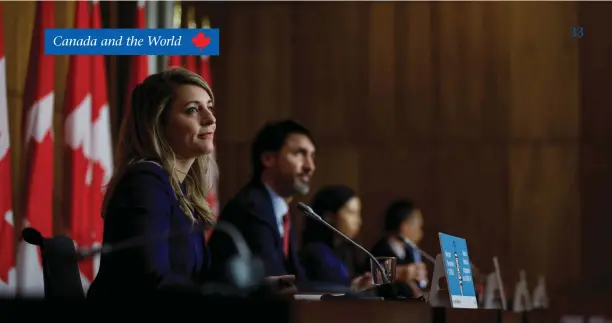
292 3 368 143
437 2 478 139
252 4 293 124
216 141 252 202
215 6 253 143
579 2 612 295
212 3 294 143
505 2 582 288
507 2 580 140
433 145 509 271
395 3 437 140
367 3 396 140
509 145 581 284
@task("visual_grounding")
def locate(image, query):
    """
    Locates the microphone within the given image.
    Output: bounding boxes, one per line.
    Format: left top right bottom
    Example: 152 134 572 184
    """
297 202 391 284
399 236 436 264
399 235 432 289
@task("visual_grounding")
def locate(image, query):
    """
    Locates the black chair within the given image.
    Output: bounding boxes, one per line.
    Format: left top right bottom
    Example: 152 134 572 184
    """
22 228 85 300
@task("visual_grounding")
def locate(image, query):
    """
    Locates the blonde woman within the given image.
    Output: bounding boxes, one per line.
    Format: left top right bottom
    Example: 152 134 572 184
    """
87 68 218 300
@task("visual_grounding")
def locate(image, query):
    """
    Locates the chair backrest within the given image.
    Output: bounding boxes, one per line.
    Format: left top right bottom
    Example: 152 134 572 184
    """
40 235 85 300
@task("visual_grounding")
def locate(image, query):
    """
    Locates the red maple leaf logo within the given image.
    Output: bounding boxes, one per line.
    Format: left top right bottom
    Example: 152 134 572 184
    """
192 31 211 52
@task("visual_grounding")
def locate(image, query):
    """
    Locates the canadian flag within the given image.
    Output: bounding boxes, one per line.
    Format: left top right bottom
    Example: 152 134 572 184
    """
90 0 113 282
167 55 182 69
16 1 55 297
125 1 149 113
0 2 16 297
185 56 197 73
64 0 94 291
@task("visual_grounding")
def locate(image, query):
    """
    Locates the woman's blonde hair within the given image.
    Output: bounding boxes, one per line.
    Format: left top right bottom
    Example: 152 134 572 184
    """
103 67 218 227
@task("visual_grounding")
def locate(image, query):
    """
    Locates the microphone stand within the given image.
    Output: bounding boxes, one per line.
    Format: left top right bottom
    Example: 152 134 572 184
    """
298 203 424 301
297 203 391 284
399 236 432 289
400 236 436 264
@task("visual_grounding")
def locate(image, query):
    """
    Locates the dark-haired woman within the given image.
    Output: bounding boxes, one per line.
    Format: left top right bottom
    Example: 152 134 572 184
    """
300 185 372 291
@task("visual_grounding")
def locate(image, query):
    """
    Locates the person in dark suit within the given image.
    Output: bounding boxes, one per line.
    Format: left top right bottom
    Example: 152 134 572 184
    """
369 199 428 297
207 120 315 283
300 185 373 291
87 68 220 300
87 68 219 300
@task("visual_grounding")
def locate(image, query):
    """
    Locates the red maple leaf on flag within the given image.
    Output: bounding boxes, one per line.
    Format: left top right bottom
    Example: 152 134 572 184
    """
192 31 211 52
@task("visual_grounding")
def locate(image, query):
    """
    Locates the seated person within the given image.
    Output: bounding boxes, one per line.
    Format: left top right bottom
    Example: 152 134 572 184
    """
369 199 428 297
300 185 372 292
207 120 315 284
87 68 294 300
88 68 219 300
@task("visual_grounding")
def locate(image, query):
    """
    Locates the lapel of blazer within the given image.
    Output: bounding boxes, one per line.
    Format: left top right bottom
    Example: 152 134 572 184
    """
243 180 283 246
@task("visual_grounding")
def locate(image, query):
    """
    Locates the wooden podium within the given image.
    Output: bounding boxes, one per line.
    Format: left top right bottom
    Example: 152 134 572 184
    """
0 296 549 323
437 307 500 323
292 300 431 323
499 311 524 323
290 299 549 323
437 307 549 323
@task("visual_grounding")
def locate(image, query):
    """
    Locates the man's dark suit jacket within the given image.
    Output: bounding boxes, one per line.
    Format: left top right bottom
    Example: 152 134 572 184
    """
207 180 306 283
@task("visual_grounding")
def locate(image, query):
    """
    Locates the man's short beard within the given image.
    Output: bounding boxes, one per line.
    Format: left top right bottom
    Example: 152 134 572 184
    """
293 182 310 196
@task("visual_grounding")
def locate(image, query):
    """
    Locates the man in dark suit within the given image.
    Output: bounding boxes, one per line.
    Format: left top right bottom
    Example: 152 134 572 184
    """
208 120 316 283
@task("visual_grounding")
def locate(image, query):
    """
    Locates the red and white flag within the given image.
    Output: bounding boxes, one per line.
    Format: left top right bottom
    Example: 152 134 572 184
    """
64 0 94 291
0 2 16 297
90 0 113 282
185 56 197 73
16 1 55 297
166 55 182 69
125 1 149 113
199 55 212 88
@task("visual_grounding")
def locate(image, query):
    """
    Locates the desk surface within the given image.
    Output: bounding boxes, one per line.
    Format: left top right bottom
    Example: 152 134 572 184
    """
292 300 431 323
443 307 546 323
500 311 524 323
0 296 550 323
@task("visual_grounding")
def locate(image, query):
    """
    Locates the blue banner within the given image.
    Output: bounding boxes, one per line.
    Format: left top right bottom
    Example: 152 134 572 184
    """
44 28 220 56
438 232 478 309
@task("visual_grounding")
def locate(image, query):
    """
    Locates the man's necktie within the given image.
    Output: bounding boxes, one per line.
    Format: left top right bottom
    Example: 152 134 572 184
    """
408 244 427 288
283 213 291 258
413 248 422 264
403 240 421 263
